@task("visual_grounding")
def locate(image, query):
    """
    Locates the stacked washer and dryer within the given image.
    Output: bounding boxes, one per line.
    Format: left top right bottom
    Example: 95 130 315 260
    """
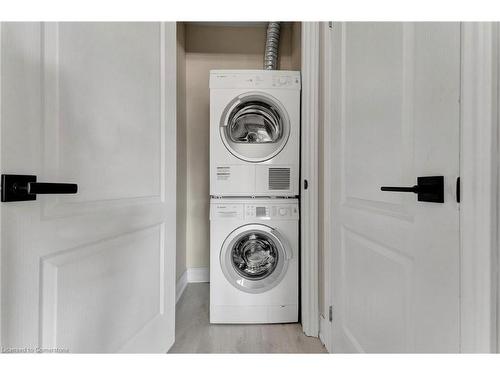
209 69 301 324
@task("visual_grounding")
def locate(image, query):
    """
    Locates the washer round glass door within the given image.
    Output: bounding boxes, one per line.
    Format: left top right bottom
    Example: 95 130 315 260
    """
220 224 291 294
220 92 291 163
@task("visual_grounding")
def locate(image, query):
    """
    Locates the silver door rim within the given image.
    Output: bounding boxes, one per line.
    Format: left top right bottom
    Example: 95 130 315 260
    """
219 92 291 163
220 224 291 294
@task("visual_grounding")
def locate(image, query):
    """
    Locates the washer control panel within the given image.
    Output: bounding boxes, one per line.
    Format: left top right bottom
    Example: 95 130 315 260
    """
211 199 299 221
244 203 299 220
210 70 301 90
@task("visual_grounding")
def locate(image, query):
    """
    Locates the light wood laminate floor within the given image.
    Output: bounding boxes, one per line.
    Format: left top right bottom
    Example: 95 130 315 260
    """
169 283 327 353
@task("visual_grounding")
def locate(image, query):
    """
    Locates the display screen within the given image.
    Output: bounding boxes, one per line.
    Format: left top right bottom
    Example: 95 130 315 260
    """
256 207 267 217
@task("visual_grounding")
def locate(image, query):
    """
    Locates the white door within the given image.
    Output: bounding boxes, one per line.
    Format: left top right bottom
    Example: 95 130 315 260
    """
0 22 177 353
327 23 460 352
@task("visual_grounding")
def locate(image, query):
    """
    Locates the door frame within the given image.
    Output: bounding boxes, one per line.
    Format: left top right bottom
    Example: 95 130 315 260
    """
300 21 320 337
0 23 3 349
318 21 333 351
319 21 500 353
459 22 499 353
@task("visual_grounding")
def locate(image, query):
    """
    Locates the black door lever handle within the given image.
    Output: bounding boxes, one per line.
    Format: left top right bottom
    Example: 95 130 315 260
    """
381 176 444 203
381 185 419 193
1 174 78 202
14 182 78 195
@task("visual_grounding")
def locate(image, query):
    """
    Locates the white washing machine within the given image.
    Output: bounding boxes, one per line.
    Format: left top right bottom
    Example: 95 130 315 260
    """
210 198 299 324
210 70 301 197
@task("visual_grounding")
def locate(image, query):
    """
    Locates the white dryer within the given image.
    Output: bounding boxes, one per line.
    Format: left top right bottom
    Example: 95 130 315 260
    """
210 198 299 324
210 70 301 197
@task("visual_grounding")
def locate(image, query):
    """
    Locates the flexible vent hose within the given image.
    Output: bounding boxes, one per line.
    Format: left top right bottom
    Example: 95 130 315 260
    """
264 22 281 70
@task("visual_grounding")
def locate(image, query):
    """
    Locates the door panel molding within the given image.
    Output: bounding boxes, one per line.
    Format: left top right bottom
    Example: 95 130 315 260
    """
40 22 167 219
39 223 166 352
340 225 414 353
340 23 416 221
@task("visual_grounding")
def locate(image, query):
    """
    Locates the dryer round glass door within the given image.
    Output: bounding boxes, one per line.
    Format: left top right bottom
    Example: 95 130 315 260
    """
220 224 291 294
219 92 291 162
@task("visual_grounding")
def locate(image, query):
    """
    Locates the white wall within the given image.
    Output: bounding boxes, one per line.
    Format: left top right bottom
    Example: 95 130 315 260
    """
183 23 301 270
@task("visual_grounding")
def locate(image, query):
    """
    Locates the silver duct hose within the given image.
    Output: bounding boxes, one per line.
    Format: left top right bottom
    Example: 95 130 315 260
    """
264 22 281 70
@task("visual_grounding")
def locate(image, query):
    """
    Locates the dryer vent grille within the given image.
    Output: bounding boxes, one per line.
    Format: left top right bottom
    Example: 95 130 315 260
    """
268 168 291 190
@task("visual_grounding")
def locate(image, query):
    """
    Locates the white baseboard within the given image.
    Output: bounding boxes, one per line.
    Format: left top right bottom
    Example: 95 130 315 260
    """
176 270 188 304
175 267 209 304
187 266 210 283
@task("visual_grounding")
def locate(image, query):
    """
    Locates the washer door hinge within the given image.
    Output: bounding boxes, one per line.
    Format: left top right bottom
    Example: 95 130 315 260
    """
456 177 460 203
